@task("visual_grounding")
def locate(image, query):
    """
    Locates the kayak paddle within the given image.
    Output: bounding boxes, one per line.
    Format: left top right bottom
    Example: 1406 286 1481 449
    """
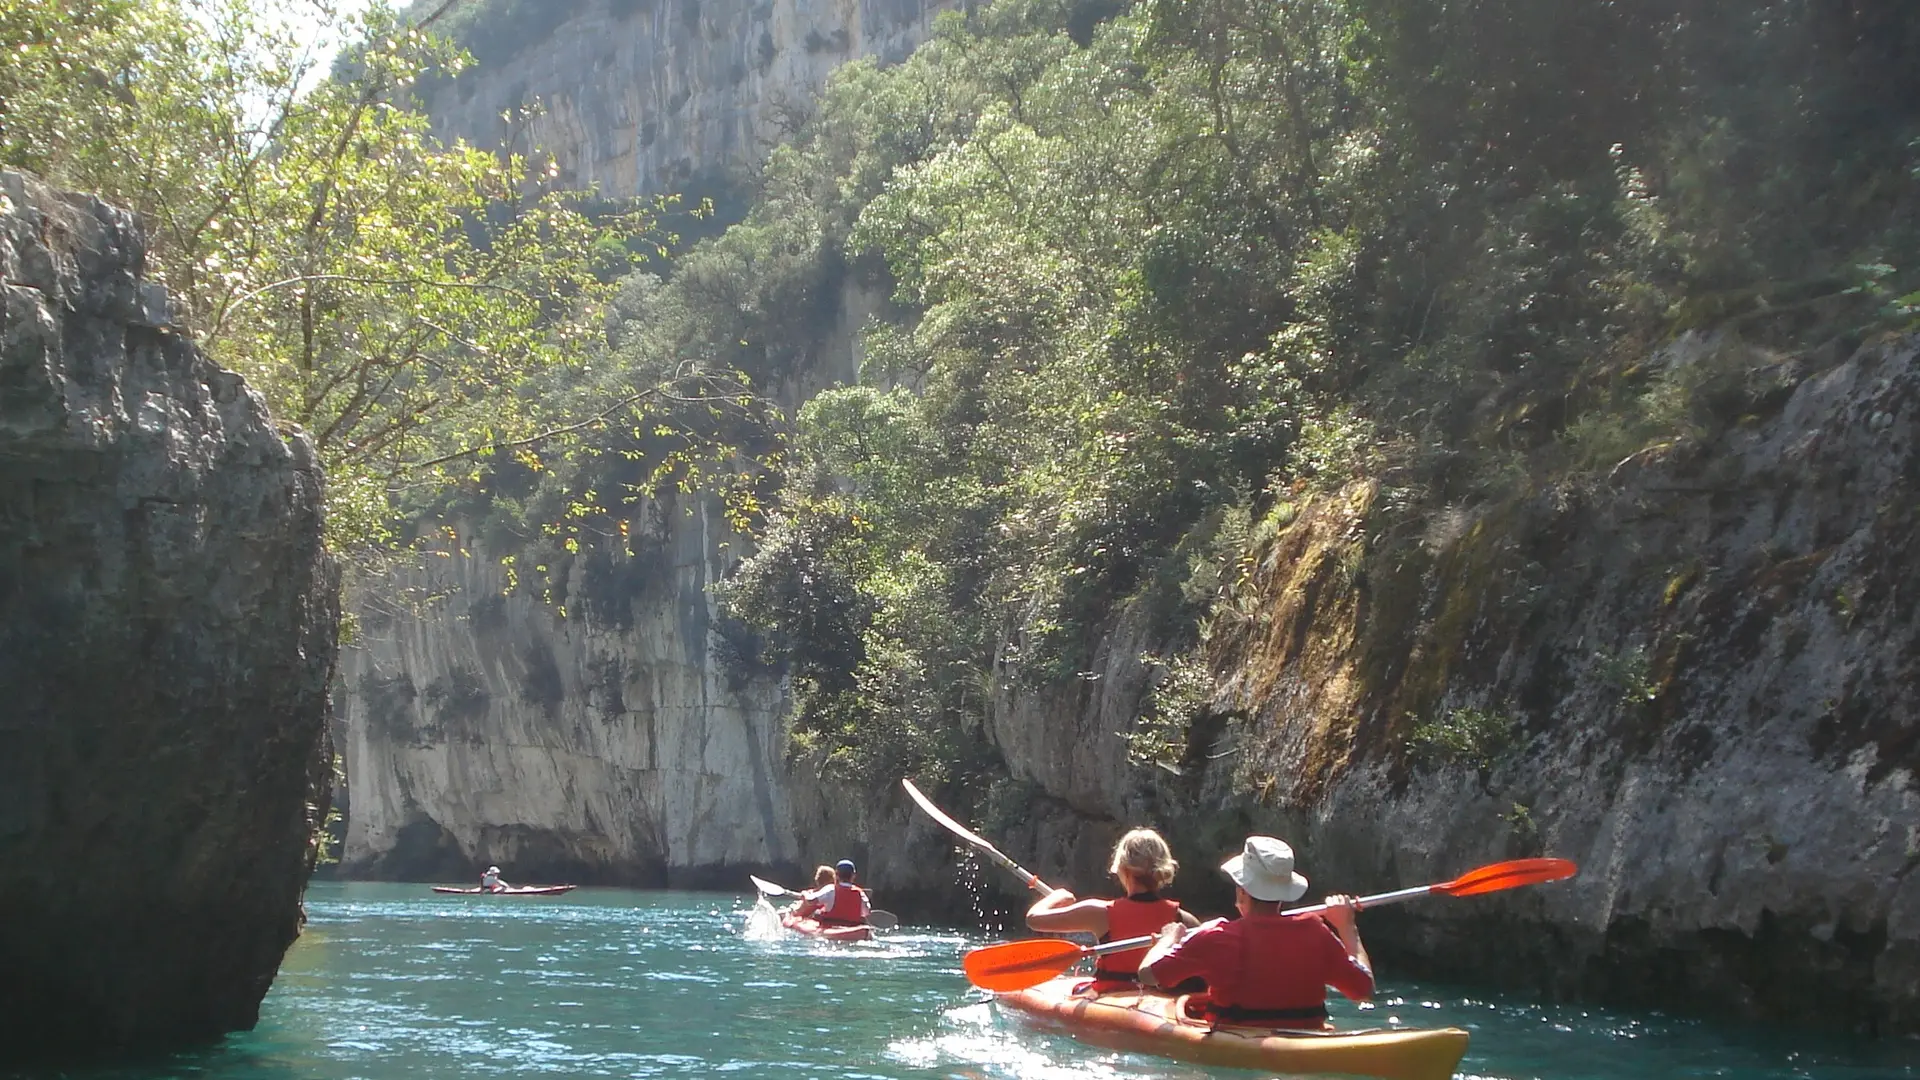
1282 857 1578 917
750 874 799 898
902 778 1051 893
750 875 901 931
962 857 1579 992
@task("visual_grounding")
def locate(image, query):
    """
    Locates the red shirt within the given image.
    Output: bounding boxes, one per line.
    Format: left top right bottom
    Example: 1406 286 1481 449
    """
1147 912 1373 1018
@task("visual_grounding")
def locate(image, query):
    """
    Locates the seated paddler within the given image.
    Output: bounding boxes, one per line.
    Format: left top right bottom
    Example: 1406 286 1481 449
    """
1137 835 1373 1028
1025 828 1201 994
799 859 870 926
480 865 511 893
791 865 836 917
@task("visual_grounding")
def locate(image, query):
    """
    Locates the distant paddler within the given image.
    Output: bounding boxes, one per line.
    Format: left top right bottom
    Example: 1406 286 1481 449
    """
481 865 511 893
789 865 836 918
798 859 870 929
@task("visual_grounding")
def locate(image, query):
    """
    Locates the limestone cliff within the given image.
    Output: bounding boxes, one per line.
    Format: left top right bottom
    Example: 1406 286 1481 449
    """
337 494 796 886
0 171 338 1055
330 0 939 887
904 333 1920 1035
420 0 963 197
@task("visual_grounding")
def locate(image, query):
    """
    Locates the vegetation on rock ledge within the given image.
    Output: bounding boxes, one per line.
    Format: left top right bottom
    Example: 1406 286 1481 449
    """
708 0 1920 792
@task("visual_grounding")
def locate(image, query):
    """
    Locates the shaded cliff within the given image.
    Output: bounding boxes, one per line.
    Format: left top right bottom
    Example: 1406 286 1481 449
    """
418 0 964 197
337 494 797 886
885 333 1920 1035
0 171 338 1055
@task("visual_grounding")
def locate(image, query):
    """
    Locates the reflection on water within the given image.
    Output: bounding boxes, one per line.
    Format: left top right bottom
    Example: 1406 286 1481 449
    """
5 882 1916 1080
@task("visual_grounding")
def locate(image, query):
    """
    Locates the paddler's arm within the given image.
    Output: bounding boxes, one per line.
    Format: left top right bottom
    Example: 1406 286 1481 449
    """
1322 894 1374 1002
1024 888 1112 935
1174 906 1202 929
1323 894 1371 971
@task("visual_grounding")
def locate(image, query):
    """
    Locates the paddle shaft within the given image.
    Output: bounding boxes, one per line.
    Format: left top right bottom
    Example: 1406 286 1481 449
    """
902 778 1051 893
1285 884 1432 918
1059 884 1440 960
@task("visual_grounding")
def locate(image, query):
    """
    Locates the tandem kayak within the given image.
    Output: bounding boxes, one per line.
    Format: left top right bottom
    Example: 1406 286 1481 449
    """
996 977 1469 1080
430 884 578 896
780 912 873 942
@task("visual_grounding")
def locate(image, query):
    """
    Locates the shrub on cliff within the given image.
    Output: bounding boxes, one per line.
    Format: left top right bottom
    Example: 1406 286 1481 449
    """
712 0 1920 787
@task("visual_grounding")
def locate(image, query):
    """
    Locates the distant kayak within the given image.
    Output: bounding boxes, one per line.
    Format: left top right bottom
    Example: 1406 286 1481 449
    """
779 912 873 942
996 977 1469 1080
430 884 578 896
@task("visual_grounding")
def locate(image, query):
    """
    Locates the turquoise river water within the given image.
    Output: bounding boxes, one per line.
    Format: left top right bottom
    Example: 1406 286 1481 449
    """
9 883 1919 1080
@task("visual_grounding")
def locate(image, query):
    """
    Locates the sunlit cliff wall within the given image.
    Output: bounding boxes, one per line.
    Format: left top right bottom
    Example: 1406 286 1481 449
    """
421 0 963 197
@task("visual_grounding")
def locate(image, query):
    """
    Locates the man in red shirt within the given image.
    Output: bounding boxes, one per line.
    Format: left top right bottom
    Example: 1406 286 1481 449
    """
1137 835 1373 1028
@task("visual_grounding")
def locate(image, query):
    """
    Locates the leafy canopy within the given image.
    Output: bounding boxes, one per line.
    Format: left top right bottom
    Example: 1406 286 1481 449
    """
1 0 745 549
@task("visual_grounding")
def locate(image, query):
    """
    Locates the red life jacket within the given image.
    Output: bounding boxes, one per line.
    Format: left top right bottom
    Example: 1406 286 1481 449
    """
815 882 868 925
1092 894 1182 981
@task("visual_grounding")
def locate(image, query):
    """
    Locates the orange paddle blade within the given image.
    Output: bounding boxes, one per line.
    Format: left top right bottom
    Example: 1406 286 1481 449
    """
962 938 1088 992
1435 858 1577 897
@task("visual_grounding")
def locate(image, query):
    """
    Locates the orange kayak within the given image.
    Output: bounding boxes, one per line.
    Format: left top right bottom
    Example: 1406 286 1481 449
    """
996 977 1469 1080
780 912 873 942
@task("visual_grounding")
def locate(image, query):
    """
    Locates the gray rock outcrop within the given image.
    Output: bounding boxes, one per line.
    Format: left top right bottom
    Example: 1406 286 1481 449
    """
0 171 338 1055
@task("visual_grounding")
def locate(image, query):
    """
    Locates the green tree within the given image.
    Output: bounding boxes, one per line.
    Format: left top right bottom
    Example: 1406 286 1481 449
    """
2 0 741 548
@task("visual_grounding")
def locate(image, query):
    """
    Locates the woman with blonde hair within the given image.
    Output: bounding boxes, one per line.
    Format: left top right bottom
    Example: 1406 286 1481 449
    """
1026 828 1201 993
790 865 837 918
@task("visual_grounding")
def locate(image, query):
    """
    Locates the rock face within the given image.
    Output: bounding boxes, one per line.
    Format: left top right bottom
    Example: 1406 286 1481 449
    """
328 0 937 888
931 334 1920 1035
0 171 338 1054
336 495 796 886
422 0 963 197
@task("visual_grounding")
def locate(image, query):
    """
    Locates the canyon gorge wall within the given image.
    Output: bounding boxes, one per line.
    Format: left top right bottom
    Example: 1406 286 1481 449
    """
914 333 1920 1035
0 171 337 1055
353 0 1918 1037
337 494 796 886
337 0 930 882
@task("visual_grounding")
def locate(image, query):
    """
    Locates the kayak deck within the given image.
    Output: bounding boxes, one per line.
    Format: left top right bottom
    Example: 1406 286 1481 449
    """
430 884 578 896
997 977 1468 1080
780 912 873 942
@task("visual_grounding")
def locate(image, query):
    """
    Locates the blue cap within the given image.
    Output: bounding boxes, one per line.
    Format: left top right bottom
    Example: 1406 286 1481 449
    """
836 859 856 875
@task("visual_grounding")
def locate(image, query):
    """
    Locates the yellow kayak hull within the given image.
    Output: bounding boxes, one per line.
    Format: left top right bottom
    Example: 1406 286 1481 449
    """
996 978 1469 1080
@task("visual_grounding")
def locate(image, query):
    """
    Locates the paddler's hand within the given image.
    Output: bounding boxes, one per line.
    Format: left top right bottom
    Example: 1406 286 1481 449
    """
1136 921 1187 989
1321 894 1361 934
1322 894 1369 968
1026 885 1076 914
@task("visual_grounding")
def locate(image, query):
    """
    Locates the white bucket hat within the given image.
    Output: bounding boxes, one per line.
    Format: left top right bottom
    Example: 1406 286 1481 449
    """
1220 836 1309 902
